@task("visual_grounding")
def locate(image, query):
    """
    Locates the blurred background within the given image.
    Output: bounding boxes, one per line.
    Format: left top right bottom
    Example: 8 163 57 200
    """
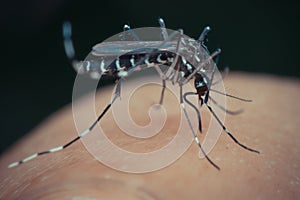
1 0 299 154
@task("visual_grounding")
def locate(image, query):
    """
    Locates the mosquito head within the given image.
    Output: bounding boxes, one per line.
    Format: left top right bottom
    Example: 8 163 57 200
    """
194 73 208 97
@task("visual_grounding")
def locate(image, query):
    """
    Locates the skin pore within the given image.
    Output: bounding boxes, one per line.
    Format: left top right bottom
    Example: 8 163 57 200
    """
1 72 300 199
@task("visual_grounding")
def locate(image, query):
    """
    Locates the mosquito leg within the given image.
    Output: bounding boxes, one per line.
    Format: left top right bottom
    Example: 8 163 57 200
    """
183 49 221 85
63 22 104 79
197 26 211 43
209 96 244 115
159 79 166 105
212 49 221 66
8 80 122 168
203 51 221 105
197 26 211 53
183 92 202 133
123 24 140 41
158 17 168 40
63 22 84 73
180 85 220 170
151 64 167 105
165 29 183 83
90 79 121 129
203 98 260 154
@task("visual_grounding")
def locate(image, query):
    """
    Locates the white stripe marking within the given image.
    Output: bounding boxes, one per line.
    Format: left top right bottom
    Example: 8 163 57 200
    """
80 129 90 137
167 57 174 62
194 137 200 144
159 18 164 24
116 59 121 70
90 72 101 79
180 71 185 77
145 58 150 65
130 56 135 66
145 58 155 67
180 103 185 109
49 146 63 153
181 38 187 45
73 61 83 73
8 162 19 168
157 54 165 63
124 24 130 30
100 60 107 72
187 63 192 71
86 61 91 71
195 55 200 62
118 71 128 77
23 153 38 163
181 56 187 65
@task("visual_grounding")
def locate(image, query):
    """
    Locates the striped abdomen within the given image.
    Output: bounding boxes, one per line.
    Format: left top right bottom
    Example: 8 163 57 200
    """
81 49 197 80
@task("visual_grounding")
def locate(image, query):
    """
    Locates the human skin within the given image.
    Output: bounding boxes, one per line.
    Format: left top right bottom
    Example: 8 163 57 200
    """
0 72 300 199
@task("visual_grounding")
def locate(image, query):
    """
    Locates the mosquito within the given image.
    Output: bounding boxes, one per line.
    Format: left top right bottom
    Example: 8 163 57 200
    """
8 18 259 170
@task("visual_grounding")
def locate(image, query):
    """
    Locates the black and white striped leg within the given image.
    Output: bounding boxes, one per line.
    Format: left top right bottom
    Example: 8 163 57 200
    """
202 98 260 154
158 17 168 40
8 80 122 168
183 92 202 133
180 85 220 170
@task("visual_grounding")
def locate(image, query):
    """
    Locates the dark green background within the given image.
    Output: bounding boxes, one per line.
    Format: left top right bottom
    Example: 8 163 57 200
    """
1 0 299 153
